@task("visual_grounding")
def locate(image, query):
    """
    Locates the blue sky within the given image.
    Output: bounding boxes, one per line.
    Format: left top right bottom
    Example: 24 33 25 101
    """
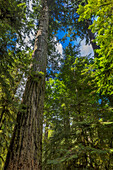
56 30 94 57
57 30 73 48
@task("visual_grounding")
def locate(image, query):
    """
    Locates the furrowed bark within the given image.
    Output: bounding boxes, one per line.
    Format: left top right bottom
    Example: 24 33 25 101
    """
4 0 49 169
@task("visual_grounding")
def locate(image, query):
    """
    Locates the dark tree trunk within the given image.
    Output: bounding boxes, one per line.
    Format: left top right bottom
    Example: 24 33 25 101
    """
85 20 100 56
4 0 49 169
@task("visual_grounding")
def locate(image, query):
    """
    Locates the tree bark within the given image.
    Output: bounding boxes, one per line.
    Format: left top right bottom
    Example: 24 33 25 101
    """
4 0 49 169
85 20 100 56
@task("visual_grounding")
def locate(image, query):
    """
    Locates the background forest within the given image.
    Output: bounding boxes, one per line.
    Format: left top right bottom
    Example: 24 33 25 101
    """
0 0 113 169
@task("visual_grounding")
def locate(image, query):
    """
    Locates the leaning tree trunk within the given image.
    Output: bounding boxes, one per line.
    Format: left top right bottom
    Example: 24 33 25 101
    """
4 0 49 169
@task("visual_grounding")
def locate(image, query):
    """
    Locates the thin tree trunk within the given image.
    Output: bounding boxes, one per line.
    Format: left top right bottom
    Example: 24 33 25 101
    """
85 20 100 56
4 0 49 169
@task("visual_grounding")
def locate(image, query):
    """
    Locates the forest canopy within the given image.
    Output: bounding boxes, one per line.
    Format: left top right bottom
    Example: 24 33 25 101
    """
0 0 113 169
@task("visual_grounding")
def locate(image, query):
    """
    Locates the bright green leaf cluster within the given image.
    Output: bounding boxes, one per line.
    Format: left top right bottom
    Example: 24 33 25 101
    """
77 0 113 95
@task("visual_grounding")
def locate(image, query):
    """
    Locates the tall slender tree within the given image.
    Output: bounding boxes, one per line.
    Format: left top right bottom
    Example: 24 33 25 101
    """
4 0 49 169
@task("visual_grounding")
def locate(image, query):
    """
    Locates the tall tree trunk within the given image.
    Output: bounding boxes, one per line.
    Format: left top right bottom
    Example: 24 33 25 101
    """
4 0 49 169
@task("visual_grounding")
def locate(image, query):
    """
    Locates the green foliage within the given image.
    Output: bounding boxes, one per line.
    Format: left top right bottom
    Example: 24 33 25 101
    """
43 44 113 169
77 0 113 95
1 0 113 169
